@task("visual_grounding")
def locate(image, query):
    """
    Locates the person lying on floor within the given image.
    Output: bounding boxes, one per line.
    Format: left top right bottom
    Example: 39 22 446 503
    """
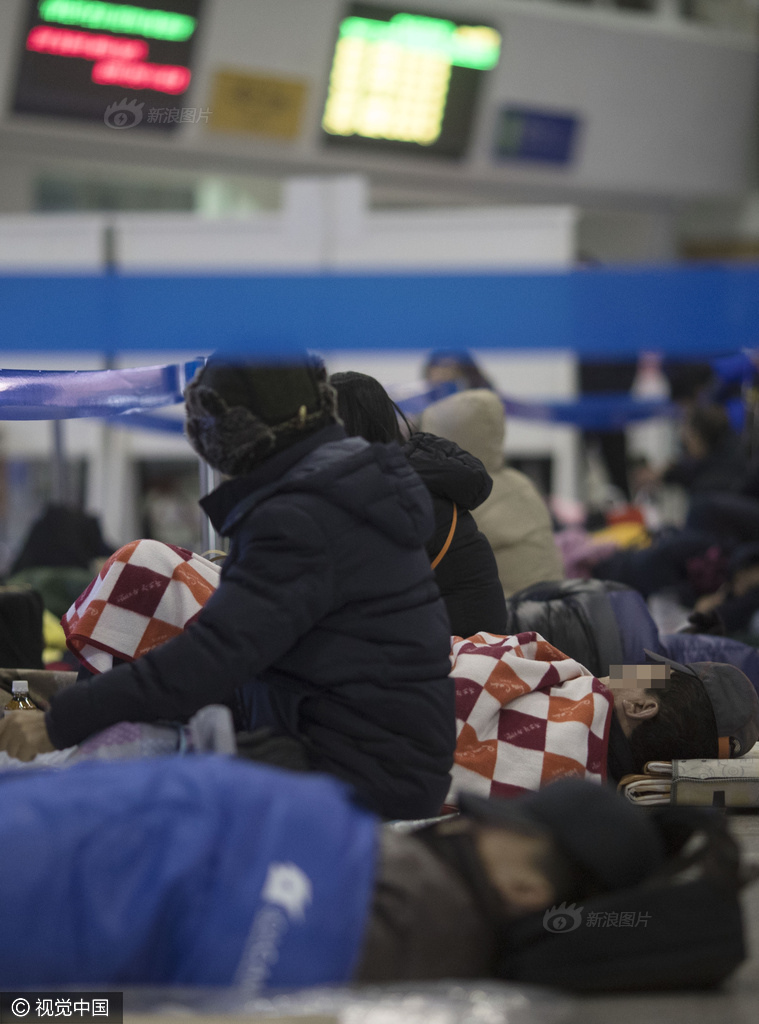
6 523 755 810
446 634 759 805
0 356 455 821
4 539 757 810
0 756 746 993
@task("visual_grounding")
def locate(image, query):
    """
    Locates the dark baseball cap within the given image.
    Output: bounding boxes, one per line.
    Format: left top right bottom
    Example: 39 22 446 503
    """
644 650 759 758
459 778 665 892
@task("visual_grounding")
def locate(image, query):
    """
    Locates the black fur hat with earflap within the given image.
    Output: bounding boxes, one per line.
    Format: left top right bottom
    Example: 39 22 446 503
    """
184 355 339 476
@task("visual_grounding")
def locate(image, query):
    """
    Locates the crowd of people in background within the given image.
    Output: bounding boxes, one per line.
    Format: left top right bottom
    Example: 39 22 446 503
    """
0 349 757 994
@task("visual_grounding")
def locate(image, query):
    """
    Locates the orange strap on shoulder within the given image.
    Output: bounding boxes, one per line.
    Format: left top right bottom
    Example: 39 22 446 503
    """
431 503 458 570
718 736 731 759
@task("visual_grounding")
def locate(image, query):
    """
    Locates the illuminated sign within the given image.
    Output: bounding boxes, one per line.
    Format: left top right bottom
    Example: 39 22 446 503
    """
13 0 202 128
37 0 197 40
322 4 501 158
27 25 149 61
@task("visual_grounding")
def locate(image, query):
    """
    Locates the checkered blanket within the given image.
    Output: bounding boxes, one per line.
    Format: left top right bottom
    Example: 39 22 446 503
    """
447 631 614 804
62 540 221 675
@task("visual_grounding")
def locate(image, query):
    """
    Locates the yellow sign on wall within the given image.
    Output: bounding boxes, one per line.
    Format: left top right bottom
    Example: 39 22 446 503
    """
208 69 307 140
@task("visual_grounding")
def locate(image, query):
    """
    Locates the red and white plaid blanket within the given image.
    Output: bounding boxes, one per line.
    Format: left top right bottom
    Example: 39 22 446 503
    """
447 631 614 804
63 540 221 675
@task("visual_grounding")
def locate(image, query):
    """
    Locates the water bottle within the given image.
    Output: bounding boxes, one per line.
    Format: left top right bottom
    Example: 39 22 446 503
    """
3 681 37 712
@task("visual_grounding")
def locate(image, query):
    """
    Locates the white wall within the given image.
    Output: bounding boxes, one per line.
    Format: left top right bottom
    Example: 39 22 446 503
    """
328 178 578 269
0 215 104 270
114 179 325 270
113 175 578 271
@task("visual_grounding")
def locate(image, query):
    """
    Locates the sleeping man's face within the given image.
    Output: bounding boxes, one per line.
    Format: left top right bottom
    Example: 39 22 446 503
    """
600 664 670 738
472 825 557 916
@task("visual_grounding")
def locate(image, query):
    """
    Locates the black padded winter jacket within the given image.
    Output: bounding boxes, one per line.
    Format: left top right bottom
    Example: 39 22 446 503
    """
46 426 455 820
403 432 508 638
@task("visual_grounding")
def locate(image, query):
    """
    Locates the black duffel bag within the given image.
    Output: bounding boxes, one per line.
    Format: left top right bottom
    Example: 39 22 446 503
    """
497 805 748 992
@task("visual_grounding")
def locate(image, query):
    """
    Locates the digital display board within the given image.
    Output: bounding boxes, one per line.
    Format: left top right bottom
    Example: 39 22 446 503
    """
322 4 501 159
13 0 203 130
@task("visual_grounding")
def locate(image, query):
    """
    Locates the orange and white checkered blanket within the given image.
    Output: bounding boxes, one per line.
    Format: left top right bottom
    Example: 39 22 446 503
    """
447 631 614 804
62 539 221 675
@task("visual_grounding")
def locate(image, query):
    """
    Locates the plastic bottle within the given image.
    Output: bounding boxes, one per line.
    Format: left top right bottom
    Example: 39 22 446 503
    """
3 681 37 712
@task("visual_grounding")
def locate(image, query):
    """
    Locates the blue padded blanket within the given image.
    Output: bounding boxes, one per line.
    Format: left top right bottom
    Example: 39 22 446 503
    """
0 756 378 990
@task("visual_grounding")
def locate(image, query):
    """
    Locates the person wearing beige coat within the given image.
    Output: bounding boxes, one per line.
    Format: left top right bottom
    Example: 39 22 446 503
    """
420 389 564 597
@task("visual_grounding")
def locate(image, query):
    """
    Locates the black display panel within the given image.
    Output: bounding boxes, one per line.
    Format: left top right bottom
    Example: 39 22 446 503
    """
322 3 501 159
13 0 203 131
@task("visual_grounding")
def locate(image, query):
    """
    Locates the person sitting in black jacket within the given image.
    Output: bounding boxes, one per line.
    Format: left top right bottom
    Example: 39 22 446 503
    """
331 370 507 638
661 403 745 496
0 356 456 821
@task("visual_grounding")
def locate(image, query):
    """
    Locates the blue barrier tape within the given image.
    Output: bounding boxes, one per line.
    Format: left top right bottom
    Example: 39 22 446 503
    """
0 361 202 420
0 362 677 430
1 266 759 356
501 394 677 429
0 351 748 432
392 381 679 429
0 361 678 430
0 360 711 431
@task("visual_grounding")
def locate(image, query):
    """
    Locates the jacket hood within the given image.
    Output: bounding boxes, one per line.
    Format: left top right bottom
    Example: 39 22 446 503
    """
420 390 506 476
403 432 493 510
207 433 434 549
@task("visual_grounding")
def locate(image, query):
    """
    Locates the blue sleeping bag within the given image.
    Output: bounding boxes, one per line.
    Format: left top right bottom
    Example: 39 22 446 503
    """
0 756 378 990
